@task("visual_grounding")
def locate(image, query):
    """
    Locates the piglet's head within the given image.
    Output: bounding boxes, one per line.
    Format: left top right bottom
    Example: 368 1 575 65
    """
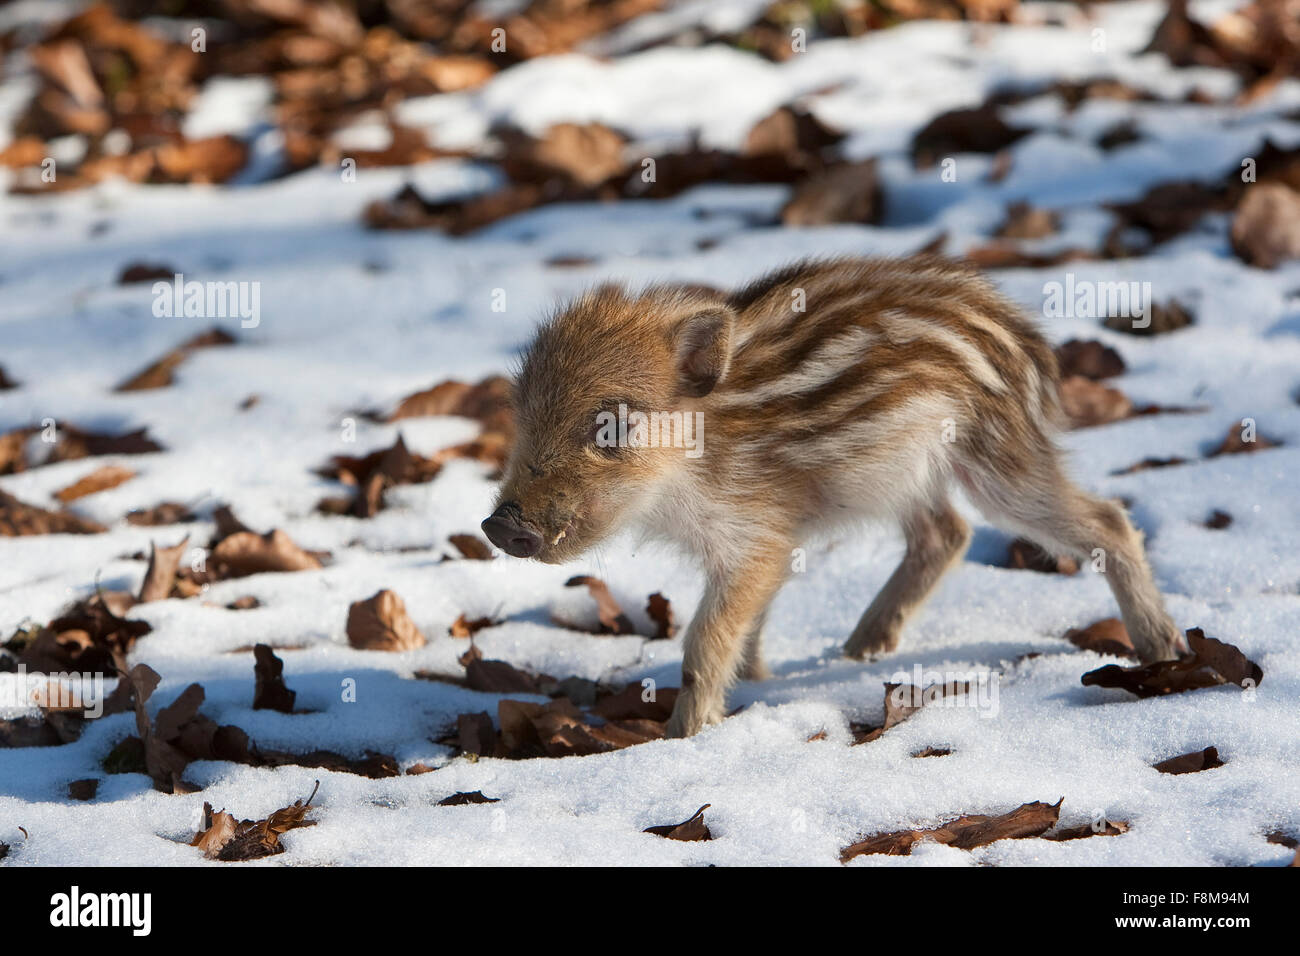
482 284 733 563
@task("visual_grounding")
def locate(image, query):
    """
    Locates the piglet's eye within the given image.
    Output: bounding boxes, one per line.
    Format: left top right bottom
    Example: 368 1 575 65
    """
588 415 620 456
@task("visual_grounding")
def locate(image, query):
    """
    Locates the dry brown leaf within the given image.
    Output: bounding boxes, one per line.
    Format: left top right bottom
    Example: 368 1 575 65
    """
45 425 165 463
645 592 676 639
590 684 678 723
449 613 495 638
116 327 236 391
1205 509 1233 529
448 533 493 560
912 103 1030 167
1006 538 1079 574
386 375 513 435
346 589 426 651
139 536 188 603
53 464 136 503
125 502 197 526
996 201 1058 239
1044 819 1129 841
457 711 496 757
466 658 539 694
211 529 323 577
1081 627 1262 698
191 803 238 859
1059 375 1134 429
563 575 635 634
781 160 881 226
0 489 107 536
1054 339 1126 380
1207 422 1281 456
20 592 149 675
67 778 98 801
644 805 712 842
1153 746 1225 774
1064 618 1137 658
841 800 1062 861
192 782 320 862
252 644 296 713
438 790 499 805
498 122 628 189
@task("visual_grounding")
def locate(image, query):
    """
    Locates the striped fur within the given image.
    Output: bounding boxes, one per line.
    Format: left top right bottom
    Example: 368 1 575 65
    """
491 256 1185 737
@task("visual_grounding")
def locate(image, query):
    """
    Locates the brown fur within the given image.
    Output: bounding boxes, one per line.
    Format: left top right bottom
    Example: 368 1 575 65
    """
486 256 1186 736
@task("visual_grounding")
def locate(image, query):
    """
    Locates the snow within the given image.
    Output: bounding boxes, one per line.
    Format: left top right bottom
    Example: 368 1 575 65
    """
1 1 1298 866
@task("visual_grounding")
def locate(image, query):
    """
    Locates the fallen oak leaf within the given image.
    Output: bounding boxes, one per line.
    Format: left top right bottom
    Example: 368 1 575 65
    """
44 425 165 463
0 489 107 536
1006 538 1079 574
118 263 176 285
1059 375 1133 429
465 658 540 694
52 464 136 503
199 781 320 862
591 683 679 723
781 160 882 227
67 779 98 801
258 750 399 779
851 680 972 745
191 802 238 859
563 575 635 634
1111 455 1190 475
644 805 713 842
1080 628 1262 698
211 528 323 577
138 536 188 603
1185 627 1262 689
1230 182 1300 269
115 327 237 392
438 791 499 806
346 589 426 651
1054 339 1126 380
646 592 676 639
448 533 493 560
1206 422 1281 456
1063 618 1137 658
457 711 496 758
911 746 951 758
1153 746 1224 774
22 591 150 674
1204 509 1233 529
1044 819 1128 841
841 799 1062 861
252 644 296 713
1102 299 1195 336
449 613 496 638
125 502 197 526
911 103 1031 167
883 680 971 731
995 201 1058 239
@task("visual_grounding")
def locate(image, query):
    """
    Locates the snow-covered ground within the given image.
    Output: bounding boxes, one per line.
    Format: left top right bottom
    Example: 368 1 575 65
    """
1 1 1298 865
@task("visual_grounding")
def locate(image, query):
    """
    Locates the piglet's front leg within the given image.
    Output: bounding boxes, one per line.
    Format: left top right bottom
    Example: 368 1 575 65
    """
665 541 790 738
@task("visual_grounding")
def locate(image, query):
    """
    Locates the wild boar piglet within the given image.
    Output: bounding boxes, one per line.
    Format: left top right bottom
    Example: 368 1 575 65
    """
482 257 1185 737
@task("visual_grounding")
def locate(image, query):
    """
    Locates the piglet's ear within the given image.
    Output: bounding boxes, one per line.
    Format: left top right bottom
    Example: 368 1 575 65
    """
672 308 735 398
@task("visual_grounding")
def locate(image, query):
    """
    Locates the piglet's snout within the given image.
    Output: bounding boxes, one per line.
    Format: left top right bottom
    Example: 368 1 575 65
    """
481 503 542 558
